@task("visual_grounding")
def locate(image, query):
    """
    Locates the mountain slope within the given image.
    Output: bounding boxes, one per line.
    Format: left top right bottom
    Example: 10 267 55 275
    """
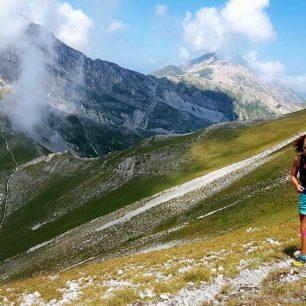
150 65 185 78
151 53 304 120
1 109 306 282
0 121 304 305
0 24 239 157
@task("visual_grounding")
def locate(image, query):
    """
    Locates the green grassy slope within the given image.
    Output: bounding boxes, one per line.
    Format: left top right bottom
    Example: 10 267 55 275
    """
158 144 296 242
0 127 49 226
150 65 185 78
0 142 304 306
1 110 306 266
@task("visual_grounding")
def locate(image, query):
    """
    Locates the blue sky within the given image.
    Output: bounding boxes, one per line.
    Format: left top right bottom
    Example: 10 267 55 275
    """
10 0 300 95
63 0 306 77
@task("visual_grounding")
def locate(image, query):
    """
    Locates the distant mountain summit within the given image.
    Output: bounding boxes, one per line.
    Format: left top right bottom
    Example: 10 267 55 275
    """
151 53 303 120
150 65 184 78
180 52 218 70
0 24 303 157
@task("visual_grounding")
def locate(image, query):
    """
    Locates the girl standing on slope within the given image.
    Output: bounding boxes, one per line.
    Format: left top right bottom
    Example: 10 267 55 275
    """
291 134 306 264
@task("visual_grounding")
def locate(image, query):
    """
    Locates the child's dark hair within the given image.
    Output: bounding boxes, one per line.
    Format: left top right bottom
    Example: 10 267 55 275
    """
293 134 306 153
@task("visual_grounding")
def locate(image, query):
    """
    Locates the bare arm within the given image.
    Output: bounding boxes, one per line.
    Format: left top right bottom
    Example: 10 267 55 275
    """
291 155 305 193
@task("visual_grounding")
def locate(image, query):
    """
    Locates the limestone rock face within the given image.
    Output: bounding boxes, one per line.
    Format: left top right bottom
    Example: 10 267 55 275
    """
0 24 303 156
0 25 238 156
153 53 304 120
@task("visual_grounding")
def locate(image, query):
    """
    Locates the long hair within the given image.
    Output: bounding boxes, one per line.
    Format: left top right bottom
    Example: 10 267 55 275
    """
293 134 306 153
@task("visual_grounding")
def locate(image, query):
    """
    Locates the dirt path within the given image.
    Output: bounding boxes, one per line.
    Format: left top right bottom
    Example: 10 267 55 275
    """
94 133 302 232
0 128 18 229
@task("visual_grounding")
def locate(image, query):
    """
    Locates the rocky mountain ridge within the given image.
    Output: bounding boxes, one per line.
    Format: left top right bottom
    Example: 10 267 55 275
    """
1 24 303 157
151 53 304 120
0 24 238 157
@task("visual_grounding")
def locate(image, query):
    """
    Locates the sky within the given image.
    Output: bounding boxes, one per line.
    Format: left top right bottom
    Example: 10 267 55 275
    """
1 0 306 95
61 1 306 72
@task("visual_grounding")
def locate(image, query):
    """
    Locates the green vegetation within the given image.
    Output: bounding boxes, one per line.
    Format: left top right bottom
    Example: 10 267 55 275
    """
159 145 296 243
1 109 306 278
150 65 185 78
198 68 213 79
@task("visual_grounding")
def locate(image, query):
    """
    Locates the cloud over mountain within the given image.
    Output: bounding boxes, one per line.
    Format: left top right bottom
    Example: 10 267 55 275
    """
0 1 93 54
182 0 275 54
0 0 93 133
244 51 306 96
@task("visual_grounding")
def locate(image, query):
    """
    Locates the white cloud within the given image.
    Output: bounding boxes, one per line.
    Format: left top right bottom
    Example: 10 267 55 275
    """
56 2 93 53
0 1 30 50
156 4 167 17
0 0 94 133
182 0 276 54
183 8 223 53
243 51 284 82
0 1 93 53
106 19 128 33
244 51 306 95
221 0 275 43
178 46 190 60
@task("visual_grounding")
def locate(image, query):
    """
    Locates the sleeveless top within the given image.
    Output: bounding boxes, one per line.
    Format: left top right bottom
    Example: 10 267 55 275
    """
299 154 306 188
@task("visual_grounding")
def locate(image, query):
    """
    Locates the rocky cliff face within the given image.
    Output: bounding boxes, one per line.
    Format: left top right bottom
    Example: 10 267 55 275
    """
48 38 236 130
152 53 304 120
0 24 240 157
0 24 302 157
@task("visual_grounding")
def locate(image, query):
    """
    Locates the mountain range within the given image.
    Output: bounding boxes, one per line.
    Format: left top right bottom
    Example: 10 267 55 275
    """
151 53 304 120
0 23 304 158
0 22 305 305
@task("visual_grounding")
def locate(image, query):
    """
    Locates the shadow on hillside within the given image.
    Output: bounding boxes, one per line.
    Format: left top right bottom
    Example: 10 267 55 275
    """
283 245 300 258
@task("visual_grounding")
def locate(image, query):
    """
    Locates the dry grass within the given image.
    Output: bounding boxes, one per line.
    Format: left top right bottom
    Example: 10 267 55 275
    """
182 266 211 284
0 87 12 100
0 219 302 305
104 287 140 306
151 279 182 296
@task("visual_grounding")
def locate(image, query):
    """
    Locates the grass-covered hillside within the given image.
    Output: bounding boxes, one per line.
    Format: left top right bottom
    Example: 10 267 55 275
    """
1 109 306 288
0 166 304 305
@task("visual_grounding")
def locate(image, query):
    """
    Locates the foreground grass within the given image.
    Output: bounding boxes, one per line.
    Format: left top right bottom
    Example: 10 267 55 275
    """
0 216 302 305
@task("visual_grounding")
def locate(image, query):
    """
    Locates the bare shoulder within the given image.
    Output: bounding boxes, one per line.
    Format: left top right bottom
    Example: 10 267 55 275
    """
293 154 301 165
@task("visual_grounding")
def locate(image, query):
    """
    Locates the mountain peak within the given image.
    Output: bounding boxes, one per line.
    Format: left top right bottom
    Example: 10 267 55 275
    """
150 65 184 78
180 53 218 72
187 52 217 65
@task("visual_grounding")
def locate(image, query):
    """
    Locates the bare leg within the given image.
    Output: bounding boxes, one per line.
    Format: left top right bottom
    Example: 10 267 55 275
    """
300 214 306 255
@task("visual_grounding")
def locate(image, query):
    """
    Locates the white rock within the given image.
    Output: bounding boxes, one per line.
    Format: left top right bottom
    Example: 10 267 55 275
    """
145 289 154 298
265 238 281 245
139 291 145 299
177 266 193 273
160 293 169 300
117 269 124 275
